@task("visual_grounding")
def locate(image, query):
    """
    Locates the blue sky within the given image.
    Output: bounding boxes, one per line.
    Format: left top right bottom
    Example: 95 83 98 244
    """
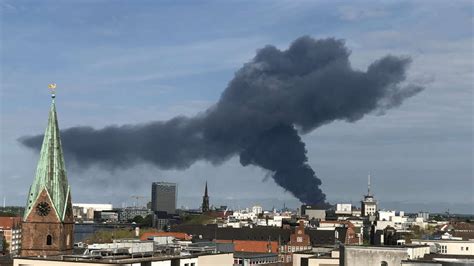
1 0 472 213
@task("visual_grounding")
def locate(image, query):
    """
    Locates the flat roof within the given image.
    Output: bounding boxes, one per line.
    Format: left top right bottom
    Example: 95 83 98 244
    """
344 244 429 249
412 238 474 243
234 252 278 259
15 252 232 264
308 256 337 260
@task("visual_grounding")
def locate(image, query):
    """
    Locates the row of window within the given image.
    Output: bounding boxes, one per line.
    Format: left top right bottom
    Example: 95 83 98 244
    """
247 260 276 265
440 245 447 253
234 258 277 265
439 244 471 252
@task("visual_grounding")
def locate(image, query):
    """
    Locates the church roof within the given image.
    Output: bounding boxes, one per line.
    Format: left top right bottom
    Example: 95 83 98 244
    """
23 96 71 222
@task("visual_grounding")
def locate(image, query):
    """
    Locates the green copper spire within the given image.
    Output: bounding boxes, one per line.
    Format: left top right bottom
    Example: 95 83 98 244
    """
24 89 71 221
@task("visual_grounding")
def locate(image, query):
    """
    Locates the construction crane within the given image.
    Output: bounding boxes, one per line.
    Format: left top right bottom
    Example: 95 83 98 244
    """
130 195 146 208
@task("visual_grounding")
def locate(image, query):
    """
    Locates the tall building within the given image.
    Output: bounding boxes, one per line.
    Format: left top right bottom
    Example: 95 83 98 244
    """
21 86 74 256
361 174 377 217
151 182 177 214
201 181 210 212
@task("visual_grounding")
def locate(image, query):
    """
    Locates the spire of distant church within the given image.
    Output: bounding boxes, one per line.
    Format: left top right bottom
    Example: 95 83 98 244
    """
202 181 210 212
23 84 71 222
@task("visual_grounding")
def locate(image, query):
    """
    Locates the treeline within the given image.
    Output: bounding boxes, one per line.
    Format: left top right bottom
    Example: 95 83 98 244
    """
0 206 24 217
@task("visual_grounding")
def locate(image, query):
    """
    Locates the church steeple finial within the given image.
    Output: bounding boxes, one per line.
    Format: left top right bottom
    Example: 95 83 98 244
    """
205 181 208 197
48 83 57 101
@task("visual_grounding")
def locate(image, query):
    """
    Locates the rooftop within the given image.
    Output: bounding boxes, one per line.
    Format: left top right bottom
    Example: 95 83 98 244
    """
344 244 429 250
0 216 21 229
15 251 231 264
412 238 474 243
233 252 278 259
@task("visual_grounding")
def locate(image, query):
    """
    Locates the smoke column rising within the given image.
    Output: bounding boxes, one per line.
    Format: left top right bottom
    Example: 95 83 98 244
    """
20 36 423 205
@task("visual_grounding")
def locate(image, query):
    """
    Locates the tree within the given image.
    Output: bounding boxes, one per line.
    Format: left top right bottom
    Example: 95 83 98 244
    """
142 214 153 228
85 229 135 244
130 215 145 224
2 237 8 253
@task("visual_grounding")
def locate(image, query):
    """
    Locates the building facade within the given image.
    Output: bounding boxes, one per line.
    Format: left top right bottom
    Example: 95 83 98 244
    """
73 203 113 221
280 221 312 263
411 239 474 255
233 252 279 265
21 91 74 256
340 245 430 266
301 205 326 221
14 252 234 266
0 216 22 255
118 207 152 222
152 182 177 214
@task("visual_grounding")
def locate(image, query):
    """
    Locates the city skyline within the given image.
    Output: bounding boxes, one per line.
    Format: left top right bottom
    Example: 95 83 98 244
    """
1 1 472 214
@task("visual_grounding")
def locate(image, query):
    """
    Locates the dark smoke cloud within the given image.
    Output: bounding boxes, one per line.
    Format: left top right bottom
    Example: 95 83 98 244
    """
20 36 423 205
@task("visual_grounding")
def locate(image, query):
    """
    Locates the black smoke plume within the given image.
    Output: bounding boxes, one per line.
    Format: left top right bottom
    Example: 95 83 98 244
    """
20 36 423 205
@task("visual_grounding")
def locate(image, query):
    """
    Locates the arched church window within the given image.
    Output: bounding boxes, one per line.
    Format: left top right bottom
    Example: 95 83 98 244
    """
381 261 388 266
47 235 52 245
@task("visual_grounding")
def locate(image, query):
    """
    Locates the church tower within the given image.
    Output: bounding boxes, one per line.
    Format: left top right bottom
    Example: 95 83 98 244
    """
21 84 74 256
201 181 210 213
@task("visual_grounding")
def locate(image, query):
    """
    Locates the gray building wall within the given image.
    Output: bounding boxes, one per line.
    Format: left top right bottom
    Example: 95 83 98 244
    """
401 262 441 266
340 245 424 266
301 205 326 221
152 182 177 214
305 209 326 221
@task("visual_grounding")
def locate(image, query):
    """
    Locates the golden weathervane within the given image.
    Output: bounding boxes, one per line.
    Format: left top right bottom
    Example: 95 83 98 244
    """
48 83 57 98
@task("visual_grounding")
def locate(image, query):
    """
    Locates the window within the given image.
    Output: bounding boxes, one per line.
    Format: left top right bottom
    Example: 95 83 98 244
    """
466 247 469 251
461 247 464 251
440 245 447 254
381 261 388 266
46 235 52 245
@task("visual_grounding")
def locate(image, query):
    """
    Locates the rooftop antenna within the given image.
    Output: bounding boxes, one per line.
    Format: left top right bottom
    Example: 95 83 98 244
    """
367 173 371 196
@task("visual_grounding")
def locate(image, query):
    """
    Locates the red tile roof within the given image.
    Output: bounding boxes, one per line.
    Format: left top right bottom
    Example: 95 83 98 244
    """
217 240 278 253
0 217 21 229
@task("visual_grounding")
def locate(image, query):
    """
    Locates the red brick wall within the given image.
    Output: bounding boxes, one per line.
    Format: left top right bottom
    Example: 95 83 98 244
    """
289 221 310 246
21 189 74 256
